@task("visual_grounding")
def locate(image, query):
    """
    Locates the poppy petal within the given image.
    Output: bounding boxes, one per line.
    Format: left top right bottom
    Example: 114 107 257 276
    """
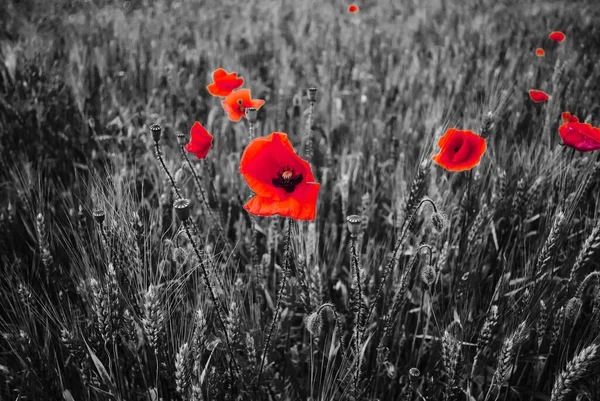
529 90 550 103
240 132 313 200
207 68 244 97
549 31 565 43
244 183 320 220
536 48 545 57
185 121 213 159
222 89 264 122
432 128 486 171
348 4 359 13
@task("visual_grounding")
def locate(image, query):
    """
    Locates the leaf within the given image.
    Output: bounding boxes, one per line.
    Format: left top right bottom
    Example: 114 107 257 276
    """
82 338 120 400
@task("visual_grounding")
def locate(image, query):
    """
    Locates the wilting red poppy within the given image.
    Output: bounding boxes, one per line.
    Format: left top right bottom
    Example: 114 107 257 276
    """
185 121 213 159
348 4 359 12
529 90 550 103
206 68 244 97
240 132 320 220
558 112 600 152
432 128 486 171
535 48 545 57
549 31 565 43
222 89 265 122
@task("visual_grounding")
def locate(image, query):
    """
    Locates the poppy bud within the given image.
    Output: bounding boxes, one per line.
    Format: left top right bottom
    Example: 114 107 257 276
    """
431 211 448 233
176 131 187 147
150 123 162 143
346 215 362 238
93 209 105 225
420 265 436 286
564 296 583 322
173 198 191 221
246 107 258 124
305 311 322 336
307 87 317 103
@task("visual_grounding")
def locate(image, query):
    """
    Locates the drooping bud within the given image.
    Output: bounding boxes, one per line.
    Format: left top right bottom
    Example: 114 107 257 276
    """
305 311 323 336
420 264 436 286
150 123 162 143
431 211 448 233
346 215 362 238
307 87 317 103
564 296 583 322
176 131 187 147
173 198 191 222
93 209 105 225
246 108 258 124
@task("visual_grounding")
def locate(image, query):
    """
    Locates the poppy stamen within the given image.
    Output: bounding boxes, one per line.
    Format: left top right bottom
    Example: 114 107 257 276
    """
272 167 303 193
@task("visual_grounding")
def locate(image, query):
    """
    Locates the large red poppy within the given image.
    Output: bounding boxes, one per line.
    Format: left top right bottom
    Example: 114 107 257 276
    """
222 89 265 122
185 121 213 159
206 68 244 97
529 90 550 103
240 132 320 220
432 128 486 171
558 112 600 152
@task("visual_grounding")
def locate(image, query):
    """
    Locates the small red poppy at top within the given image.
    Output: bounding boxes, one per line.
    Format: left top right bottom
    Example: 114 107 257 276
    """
348 4 359 12
432 128 486 171
558 112 600 152
549 31 566 43
185 121 213 159
222 89 265 122
529 90 550 103
535 48 545 57
240 132 320 220
206 68 244 97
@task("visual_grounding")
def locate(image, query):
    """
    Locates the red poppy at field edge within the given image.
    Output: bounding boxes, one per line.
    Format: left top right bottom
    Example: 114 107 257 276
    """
432 128 486 171
536 48 545 56
558 112 600 152
185 121 213 159
529 90 550 103
240 132 320 220
222 89 265 122
549 31 566 42
348 4 359 12
206 68 244 97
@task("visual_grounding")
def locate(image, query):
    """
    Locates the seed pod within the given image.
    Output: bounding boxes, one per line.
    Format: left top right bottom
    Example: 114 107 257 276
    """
307 87 317 103
346 215 362 237
150 123 162 143
93 209 105 225
246 107 258 124
174 198 191 221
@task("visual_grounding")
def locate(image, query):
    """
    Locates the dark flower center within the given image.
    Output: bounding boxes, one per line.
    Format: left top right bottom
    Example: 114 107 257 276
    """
237 98 245 112
272 167 303 193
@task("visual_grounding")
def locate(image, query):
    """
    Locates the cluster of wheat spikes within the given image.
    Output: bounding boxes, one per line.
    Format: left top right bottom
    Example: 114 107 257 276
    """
2 0 600 400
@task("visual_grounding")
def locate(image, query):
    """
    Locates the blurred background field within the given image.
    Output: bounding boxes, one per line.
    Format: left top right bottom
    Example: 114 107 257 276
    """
2 0 600 400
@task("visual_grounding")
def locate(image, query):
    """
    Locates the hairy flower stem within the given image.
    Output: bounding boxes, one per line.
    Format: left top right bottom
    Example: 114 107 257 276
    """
349 235 363 398
179 146 231 252
154 142 182 199
305 97 315 164
182 220 241 384
256 219 292 392
363 197 438 341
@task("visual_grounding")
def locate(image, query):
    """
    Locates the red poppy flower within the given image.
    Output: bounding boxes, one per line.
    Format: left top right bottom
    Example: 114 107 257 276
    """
558 112 600 152
529 90 550 103
432 128 486 171
240 132 320 220
185 121 213 159
348 4 359 12
206 68 244 97
535 48 545 57
549 31 565 43
222 89 265 122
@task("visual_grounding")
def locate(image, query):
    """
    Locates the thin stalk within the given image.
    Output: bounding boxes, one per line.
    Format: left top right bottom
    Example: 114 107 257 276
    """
350 235 362 398
256 219 292 392
181 220 241 385
154 142 182 199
